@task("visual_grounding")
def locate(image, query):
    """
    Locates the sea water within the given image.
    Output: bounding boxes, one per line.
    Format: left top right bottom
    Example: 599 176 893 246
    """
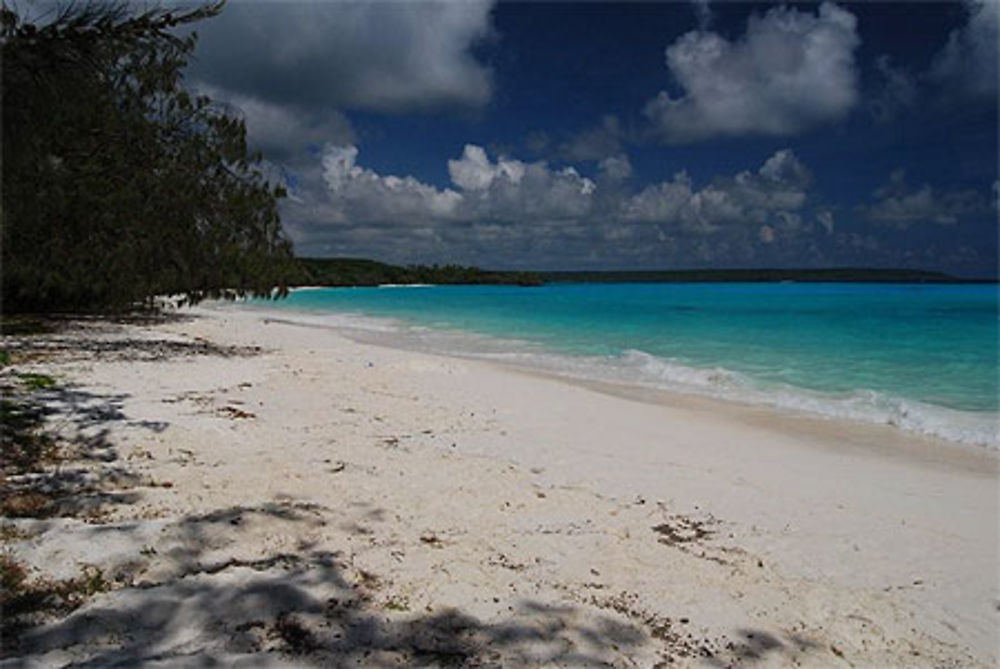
250 283 999 447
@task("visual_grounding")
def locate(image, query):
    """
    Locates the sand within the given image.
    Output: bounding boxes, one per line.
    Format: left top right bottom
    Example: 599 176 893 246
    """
1 304 997 667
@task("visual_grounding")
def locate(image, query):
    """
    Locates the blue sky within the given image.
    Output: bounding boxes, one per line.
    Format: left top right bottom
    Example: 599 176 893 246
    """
185 1 998 276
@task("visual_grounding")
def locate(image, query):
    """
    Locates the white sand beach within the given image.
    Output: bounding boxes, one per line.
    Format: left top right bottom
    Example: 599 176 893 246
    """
2 304 997 667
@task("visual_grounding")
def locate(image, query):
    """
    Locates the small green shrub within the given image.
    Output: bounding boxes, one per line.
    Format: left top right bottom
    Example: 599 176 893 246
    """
1 554 111 647
17 373 56 391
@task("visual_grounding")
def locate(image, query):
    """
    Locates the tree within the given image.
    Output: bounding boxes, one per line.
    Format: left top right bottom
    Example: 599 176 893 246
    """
1 1 298 312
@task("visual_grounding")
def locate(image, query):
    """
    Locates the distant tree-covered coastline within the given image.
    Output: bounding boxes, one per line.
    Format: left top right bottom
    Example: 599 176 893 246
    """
291 259 984 287
294 258 544 287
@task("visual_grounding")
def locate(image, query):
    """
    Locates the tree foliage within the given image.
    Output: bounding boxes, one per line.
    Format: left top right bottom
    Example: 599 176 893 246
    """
1 1 297 312
296 257 543 287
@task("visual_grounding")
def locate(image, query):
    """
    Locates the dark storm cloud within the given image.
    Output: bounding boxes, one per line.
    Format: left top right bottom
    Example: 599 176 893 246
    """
189 1 495 114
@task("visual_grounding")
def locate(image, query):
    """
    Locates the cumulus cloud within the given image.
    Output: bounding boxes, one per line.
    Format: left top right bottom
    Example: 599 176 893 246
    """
190 1 495 114
280 145 831 267
320 146 462 224
861 170 991 227
864 2 995 122
623 149 811 232
643 2 860 143
598 155 633 182
928 0 998 99
447 145 597 222
195 84 355 159
308 144 597 230
308 144 810 233
447 145 525 192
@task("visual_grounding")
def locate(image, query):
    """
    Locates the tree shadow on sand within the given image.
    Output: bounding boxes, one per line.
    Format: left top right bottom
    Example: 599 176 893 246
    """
5 334 263 364
2 320 824 667
3 311 262 365
6 499 822 667
10 505 647 666
1 382 158 520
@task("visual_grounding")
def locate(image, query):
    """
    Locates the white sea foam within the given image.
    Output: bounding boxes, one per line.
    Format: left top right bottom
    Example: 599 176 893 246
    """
464 347 999 448
614 349 998 448
377 283 435 288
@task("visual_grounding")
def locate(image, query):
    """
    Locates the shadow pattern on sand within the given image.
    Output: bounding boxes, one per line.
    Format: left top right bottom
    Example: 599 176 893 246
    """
17 552 642 666
5 335 263 364
5 500 821 667
0 382 156 520
3 310 262 365
1 317 264 520
2 320 821 667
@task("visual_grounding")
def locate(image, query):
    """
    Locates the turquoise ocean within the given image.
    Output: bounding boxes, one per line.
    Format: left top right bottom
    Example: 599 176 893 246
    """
250 283 999 448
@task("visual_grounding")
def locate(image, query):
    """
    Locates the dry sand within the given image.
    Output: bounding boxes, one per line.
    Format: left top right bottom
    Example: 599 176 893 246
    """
2 304 997 667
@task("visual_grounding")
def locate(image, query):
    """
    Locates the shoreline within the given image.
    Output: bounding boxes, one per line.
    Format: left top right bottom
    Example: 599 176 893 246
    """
3 304 997 665
520 365 1000 476
243 301 1000 452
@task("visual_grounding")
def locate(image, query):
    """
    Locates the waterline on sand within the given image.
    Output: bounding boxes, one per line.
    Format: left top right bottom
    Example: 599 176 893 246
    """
244 304 999 449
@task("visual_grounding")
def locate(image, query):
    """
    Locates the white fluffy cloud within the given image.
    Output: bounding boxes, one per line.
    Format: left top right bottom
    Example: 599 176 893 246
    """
928 0 999 99
447 145 527 192
320 146 462 223
643 2 860 142
623 149 811 232
448 145 597 222
309 144 599 229
312 144 811 234
278 144 868 268
861 170 990 227
191 1 495 114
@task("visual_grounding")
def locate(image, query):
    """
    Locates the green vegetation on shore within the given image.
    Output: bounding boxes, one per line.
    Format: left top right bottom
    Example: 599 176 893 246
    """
2 3 296 314
291 259 975 287
294 258 543 287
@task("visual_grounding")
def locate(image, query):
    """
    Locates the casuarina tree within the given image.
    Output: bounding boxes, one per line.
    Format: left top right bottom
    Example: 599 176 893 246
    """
1 1 298 312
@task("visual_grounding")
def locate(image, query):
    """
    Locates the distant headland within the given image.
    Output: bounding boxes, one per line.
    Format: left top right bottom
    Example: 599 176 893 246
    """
294 257 994 287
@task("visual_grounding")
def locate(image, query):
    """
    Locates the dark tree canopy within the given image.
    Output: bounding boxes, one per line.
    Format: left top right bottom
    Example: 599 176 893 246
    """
1 1 297 313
